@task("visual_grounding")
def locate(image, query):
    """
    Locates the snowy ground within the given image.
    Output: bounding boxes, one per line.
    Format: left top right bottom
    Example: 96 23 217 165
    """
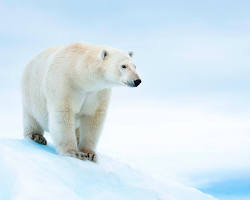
101 98 250 200
0 139 216 200
0 92 250 199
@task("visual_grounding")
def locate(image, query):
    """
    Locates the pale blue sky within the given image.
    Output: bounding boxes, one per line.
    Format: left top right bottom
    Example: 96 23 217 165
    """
1 0 250 104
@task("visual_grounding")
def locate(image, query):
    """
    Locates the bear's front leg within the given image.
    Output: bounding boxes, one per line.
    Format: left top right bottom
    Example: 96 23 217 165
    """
48 109 95 161
78 104 109 162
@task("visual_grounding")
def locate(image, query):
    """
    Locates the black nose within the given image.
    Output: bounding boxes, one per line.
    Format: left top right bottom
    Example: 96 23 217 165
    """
133 79 141 87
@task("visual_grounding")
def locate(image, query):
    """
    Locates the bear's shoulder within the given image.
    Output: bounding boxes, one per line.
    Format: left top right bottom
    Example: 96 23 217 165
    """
62 42 104 54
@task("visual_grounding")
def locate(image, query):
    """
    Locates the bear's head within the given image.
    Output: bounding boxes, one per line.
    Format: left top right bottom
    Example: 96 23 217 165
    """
98 48 141 88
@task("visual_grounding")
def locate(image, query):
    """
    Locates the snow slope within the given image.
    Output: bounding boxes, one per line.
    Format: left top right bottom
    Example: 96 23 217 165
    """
0 139 216 200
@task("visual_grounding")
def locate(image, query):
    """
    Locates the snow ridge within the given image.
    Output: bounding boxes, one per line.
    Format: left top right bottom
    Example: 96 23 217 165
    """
0 139 216 200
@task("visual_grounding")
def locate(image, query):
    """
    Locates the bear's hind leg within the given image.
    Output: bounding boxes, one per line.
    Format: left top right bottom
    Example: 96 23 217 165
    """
23 112 47 145
29 133 47 145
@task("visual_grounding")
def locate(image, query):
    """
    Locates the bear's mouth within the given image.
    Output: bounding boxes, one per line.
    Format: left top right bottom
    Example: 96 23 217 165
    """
123 81 135 87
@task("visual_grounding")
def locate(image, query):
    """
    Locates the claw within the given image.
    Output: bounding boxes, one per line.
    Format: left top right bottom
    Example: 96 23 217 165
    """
68 151 96 162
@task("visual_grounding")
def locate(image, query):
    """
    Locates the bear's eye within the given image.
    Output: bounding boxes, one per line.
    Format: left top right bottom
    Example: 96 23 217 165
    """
121 65 127 69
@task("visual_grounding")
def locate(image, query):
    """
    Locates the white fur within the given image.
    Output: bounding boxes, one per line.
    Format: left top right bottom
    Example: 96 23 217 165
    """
21 42 140 161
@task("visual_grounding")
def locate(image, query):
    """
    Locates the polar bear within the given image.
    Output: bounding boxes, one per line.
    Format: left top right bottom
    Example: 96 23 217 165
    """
22 42 141 162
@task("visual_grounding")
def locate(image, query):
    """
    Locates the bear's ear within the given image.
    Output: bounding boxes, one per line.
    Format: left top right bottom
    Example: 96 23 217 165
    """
99 49 108 60
128 51 133 57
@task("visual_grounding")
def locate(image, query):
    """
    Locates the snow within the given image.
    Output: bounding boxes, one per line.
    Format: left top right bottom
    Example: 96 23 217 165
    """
0 139 216 200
